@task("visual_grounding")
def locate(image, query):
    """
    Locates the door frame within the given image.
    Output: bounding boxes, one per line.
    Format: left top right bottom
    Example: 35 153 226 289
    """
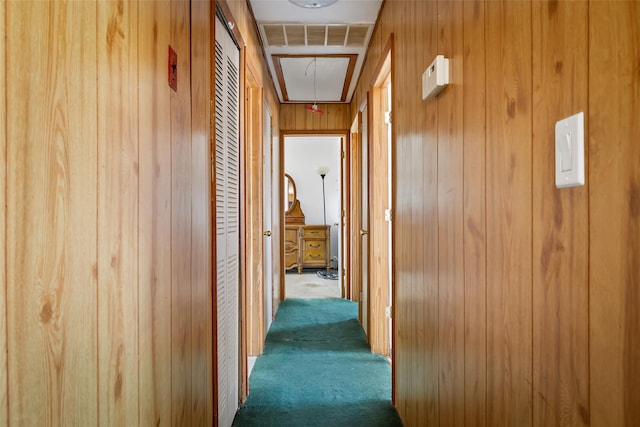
367 33 396 401
211 1 247 421
244 57 265 360
278 130 350 301
349 108 364 319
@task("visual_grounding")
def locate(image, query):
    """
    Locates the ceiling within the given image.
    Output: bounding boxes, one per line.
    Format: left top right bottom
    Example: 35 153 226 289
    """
248 0 384 106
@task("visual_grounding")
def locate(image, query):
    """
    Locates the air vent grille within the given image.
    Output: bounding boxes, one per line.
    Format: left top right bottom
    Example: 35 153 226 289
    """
260 23 372 47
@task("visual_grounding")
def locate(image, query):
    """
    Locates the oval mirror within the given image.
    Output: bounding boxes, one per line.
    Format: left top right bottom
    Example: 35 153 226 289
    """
284 173 296 214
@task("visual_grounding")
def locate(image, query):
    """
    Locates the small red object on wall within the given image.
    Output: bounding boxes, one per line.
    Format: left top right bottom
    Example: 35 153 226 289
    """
168 45 178 91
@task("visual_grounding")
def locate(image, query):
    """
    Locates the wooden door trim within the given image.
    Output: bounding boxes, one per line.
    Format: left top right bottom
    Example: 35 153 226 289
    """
367 33 395 405
244 55 265 359
278 130 350 302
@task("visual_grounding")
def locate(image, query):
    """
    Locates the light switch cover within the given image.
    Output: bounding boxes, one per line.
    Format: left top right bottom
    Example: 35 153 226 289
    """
555 112 584 188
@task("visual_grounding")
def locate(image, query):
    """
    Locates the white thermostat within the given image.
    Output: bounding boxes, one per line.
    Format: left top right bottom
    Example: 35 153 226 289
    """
422 55 449 99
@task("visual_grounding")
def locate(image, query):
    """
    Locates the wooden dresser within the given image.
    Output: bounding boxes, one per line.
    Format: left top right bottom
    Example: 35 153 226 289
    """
283 173 330 273
298 225 330 273
284 224 330 274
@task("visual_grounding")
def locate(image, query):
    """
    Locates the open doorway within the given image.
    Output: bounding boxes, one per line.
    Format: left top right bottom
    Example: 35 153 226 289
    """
282 135 343 300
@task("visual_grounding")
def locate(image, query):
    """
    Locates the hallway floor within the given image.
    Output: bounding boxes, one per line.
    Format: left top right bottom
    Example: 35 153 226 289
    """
285 271 341 299
234 298 403 426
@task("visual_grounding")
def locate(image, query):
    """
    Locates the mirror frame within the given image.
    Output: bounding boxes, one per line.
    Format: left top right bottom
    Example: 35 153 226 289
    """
284 173 297 215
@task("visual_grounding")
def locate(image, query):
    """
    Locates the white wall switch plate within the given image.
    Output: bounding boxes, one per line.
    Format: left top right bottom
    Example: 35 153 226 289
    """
422 55 449 100
555 112 585 188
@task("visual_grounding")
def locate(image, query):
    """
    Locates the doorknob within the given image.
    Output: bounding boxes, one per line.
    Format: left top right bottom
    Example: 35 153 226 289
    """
360 229 368 236
263 230 272 237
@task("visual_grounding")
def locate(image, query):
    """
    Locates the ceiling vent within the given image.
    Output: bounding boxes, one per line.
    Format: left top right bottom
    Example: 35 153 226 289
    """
261 23 372 47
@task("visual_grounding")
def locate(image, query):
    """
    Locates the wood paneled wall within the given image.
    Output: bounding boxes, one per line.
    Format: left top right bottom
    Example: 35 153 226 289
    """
1 1 214 424
351 0 640 425
280 104 351 131
0 1 9 423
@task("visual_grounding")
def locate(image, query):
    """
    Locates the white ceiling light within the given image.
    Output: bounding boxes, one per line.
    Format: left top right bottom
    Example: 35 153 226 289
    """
288 0 338 9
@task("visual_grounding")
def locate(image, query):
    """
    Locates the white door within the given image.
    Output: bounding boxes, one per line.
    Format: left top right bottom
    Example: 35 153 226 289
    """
263 103 273 333
215 15 240 427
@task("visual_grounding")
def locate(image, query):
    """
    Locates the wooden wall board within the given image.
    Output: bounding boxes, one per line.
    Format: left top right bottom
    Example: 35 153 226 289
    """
169 0 193 425
97 1 139 424
0 1 7 422
390 0 413 414
346 0 640 426
417 0 440 423
279 104 351 132
589 1 640 425
436 1 465 426
137 1 173 425
485 1 533 425
532 1 590 426
6 2 99 424
462 1 487 426
190 1 213 424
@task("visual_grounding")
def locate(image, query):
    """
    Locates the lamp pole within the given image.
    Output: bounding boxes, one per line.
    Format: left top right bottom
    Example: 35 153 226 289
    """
315 166 330 274
320 172 327 230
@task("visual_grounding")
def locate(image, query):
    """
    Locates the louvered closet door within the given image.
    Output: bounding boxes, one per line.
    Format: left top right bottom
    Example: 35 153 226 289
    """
215 15 240 427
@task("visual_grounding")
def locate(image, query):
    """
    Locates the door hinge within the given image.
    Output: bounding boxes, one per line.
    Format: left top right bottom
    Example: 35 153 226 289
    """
342 150 346 159
384 110 392 125
384 208 393 222
385 305 392 319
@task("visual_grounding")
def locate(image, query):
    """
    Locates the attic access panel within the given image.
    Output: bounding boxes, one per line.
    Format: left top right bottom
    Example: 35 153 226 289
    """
272 54 357 103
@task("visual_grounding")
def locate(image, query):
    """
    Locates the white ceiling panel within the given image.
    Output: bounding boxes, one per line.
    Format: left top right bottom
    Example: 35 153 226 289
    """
248 0 383 104
281 57 350 101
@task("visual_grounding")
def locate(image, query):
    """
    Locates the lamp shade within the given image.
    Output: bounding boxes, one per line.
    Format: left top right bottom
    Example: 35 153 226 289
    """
315 166 330 177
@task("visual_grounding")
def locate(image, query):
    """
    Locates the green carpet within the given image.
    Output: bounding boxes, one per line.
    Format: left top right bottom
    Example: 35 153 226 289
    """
232 298 403 427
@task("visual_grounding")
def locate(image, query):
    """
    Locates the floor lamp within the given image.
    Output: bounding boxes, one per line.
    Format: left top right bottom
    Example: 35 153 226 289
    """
315 166 334 280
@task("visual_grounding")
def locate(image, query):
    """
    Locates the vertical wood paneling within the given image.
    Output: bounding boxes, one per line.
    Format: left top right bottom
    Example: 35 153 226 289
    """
392 0 412 418
0 1 7 423
169 1 192 424
2 1 256 424
6 2 99 424
279 104 350 131
97 1 139 424
280 105 296 130
532 1 590 426
590 2 640 425
437 1 464 426
419 0 440 423
190 1 213 424
138 1 172 425
350 1 640 426
485 2 533 425
462 1 487 426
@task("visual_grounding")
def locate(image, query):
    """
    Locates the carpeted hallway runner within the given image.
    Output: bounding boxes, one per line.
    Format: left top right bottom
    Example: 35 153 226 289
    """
232 298 403 427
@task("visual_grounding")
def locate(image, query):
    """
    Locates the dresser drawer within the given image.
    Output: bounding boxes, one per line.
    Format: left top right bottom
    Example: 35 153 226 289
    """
302 240 326 261
284 225 301 271
302 226 327 239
